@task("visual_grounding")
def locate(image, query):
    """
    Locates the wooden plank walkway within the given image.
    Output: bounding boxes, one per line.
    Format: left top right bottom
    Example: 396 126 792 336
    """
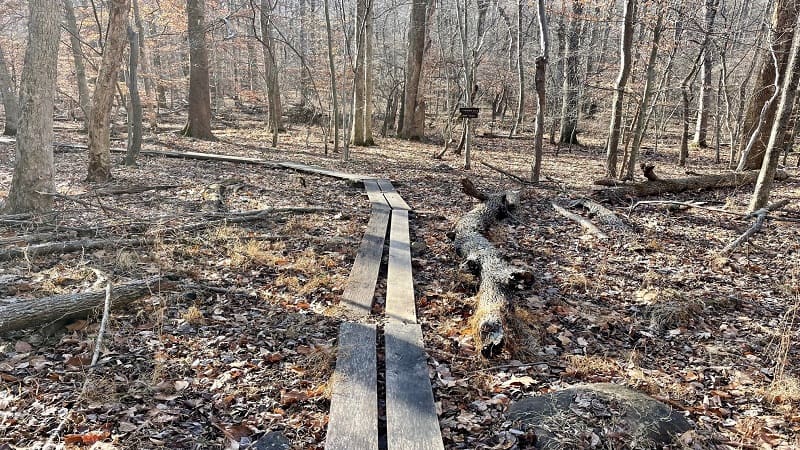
326 322 379 450
327 179 443 450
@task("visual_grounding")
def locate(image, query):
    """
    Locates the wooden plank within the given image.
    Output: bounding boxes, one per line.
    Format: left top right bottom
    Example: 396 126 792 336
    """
363 179 389 207
385 321 444 450
326 322 378 450
340 205 390 315
376 179 412 211
386 210 416 324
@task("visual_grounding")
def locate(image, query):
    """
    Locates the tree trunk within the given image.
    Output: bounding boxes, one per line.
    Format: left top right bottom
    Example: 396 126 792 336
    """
149 20 168 109
323 0 339 152
182 0 215 141
510 0 524 136
0 43 18 136
260 0 282 147
737 0 799 170
531 0 548 182
693 0 718 147
351 0 374 146
131 0 156 128
87 0 130 182
2 0 60 213
363 4 375 146
624 7 662 180
750 12 800 211
63 0 92 126
604 0 636 178
400 0 427 140
558 0 582 145
124 25 143 166
0 277 168 334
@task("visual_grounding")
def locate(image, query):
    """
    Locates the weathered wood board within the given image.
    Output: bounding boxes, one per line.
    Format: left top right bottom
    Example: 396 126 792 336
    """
385 321 444 450
364 179 390 207
377 179 411 211
340 205 390 316
326 322 378 450
386 210 416 324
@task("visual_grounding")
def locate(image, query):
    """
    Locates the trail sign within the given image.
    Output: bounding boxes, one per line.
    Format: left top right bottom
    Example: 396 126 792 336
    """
459 107 480 119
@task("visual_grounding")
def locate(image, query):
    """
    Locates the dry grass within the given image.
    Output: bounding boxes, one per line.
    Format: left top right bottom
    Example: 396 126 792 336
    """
564 354 618 378
634 287 703 330
181 306 204 325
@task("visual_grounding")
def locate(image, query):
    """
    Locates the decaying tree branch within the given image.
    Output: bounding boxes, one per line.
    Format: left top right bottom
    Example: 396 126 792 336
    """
0 276 171 334
453 178 530 357
593 167 789 203
552 203 609 239
720 199 791 255
571 198 631 232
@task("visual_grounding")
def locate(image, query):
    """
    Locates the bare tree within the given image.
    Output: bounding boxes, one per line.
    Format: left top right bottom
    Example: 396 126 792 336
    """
63 0 92 125
531 0 548 182
737 0 799 170
87 0 131 182
693 0 719 148
0 43 18 136
123 24 143 166
323 0 339 152
558 0 582 145
351 0 375 146
605 0 637 179
2 0 60 213
260 0 281 147
750 14 800 211
400 0 427 140
182 0 216 141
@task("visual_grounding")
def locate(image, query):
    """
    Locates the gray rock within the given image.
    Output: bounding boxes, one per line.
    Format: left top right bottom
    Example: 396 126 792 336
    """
507 383 692 449
253 431 290 450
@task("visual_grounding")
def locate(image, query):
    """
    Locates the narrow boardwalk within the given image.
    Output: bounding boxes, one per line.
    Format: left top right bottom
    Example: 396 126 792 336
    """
326 179 443 450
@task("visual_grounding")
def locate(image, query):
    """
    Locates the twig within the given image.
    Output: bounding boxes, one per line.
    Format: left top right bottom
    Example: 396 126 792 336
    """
90 270 112 367
630 200 741 216
720 199 791 255
479 160 534 185
35 191 128 216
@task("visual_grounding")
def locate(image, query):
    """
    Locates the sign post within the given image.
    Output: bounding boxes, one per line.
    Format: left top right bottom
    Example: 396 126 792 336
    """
459 107 479 169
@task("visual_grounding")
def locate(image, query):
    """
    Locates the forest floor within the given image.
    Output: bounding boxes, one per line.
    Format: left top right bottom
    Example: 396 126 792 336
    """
1 112 799 449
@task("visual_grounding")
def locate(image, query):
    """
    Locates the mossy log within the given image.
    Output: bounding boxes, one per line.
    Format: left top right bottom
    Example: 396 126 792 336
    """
453 179 530 357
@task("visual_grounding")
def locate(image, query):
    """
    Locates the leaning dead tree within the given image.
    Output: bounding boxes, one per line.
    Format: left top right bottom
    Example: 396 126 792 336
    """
453 179 529 357
0 276 169 333
593 165 789 203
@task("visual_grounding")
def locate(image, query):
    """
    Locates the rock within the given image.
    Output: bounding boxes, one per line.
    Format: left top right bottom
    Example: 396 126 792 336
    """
507 383 692 449
254 431 290 450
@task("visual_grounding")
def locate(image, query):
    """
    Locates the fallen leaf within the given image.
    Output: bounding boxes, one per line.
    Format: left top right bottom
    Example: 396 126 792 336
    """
14 341 32 353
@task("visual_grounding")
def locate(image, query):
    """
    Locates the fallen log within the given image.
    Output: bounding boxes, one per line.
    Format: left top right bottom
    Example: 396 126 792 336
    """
552 203 609 239
593 169 789 203
453 179 530 358
0 276 170 334
0 237 152 262
572 198 631 232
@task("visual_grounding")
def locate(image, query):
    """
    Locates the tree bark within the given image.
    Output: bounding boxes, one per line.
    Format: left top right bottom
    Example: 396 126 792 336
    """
558 0 582 145
63 0 92 125
260 0 281 147
531 0 548 182
400 0 427 140
182 0 216 141
693 0 718 147
604 0 637 178
87 0 131 182
509 0 524 137
737 0 799 169
750 12 800 211
0 43 18 136
454 179 527 358
0 277 169 334
624 6 663 180
2 0 60 214
124 25 143 166
322 0 339 152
